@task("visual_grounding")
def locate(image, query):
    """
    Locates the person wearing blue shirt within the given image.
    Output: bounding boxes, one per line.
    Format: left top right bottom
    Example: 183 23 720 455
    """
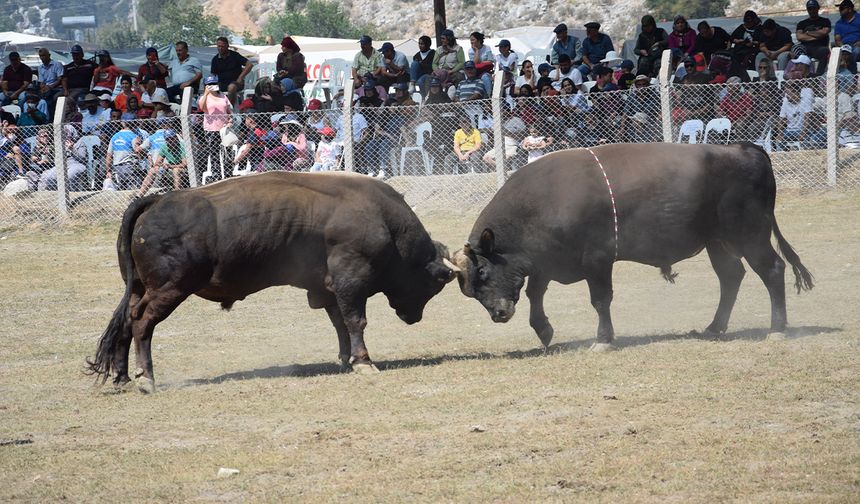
106 121 143 190
551 23 582 66
580 22 614 79
835 0 860 68
37 48 64 117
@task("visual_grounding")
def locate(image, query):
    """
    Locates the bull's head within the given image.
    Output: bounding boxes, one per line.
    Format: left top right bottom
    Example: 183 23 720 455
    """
452 228 525 323
389 240 460 325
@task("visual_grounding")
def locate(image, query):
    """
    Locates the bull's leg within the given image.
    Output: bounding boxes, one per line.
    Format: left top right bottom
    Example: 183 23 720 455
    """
324 304 353 370
112 287 146 389
336 297 378 374
704 242 746 335
526 275 553 349
130 286 189 393
584 259 615 352
744 240 787 338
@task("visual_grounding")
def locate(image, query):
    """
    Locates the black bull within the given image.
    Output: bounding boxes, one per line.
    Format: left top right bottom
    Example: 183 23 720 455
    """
452 143 813 350
87 172 459 391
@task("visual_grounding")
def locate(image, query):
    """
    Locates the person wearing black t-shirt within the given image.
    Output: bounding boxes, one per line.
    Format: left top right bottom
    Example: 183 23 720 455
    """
731 10 764 70
797 0 833 75
756 18 794 70
210 36 254 94
693 21 732 64
62 45 97 103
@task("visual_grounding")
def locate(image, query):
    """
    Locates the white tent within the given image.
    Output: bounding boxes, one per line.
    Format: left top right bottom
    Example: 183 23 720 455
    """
0 31 60 45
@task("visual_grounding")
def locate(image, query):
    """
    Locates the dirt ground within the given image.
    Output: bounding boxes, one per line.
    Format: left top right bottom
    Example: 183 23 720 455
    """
0 190 858 502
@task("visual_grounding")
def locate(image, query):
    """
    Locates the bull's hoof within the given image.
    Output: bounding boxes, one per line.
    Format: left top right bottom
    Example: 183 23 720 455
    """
351 362 380 374
590 342 617 353
766 331 787 342
136 376 156 394
111 377 134 393
134 367 145 379
339 355 351 372
537 325 554 348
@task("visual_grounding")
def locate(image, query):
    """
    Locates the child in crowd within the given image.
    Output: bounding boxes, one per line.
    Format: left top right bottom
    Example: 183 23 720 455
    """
521 125 551 163
310 127 340 172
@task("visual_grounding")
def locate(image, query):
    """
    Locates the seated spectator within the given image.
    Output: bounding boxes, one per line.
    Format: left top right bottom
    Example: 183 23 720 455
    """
78 93 109 135
423 78 452 105
551 23 582 67
139 77 169 118
92 50 132 95
752 57 777 82
786 55 812 80
797 1 832 76
589 65 618 93
580 22 613 79
0 123 29 184
24 127 52 189
837 44 856 76
693 21 731 64
114 76 141 113
105 119 144 190
445 115 482 174
835 0 860 71
167 41 203 103
635 15 668 77
515 60 537 96
355 72 390 102
410 36 436 96
150 94 173 119
671 73 717 125
233 113 267 172
777 81 820 149
432 29 466 88
668 15 697 64
378 41 410 90
482 112 525 170
521 124 552 163
621 75 659 140
0 52 32 106
276 36 307 88
616 60 636 89
135 129 186 197
351 35 384 87
36 48 65 117
17 91 49 130
757 19 793 71
550 54 583 92
62 45 96 104
123 96 145 120
468 32 495 93
537 62 552 81
558 77 591 114
211 36 254 96
386 82 417 106
281 78 305 112
262 119 309 171
310 126 340 172
731 10 763 70
457 62 488 102
495 39 518 74
35 125 88 191
253 77 284 113
138 47 169 89
718 76 754 136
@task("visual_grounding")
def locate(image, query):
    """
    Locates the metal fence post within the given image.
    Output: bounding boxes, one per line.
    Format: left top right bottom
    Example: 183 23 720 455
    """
53 96 68 218
342 78 355 172
180 87 198 187
491 69 505 189
659 49 673 143
826 47 841 187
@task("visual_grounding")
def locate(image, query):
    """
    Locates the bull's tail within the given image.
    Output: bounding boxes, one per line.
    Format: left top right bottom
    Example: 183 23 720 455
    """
772 219 814 294
85 195 159 382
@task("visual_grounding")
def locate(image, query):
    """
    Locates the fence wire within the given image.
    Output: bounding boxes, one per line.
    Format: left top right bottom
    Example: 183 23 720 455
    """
1 73 859 228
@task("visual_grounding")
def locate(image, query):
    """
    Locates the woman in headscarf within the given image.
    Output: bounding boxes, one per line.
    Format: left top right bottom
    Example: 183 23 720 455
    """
276 36 307 88
253 77 284 113
281 78 306 111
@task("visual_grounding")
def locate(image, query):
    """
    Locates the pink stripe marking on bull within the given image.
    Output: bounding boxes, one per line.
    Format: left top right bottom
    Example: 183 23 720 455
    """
584 147 619 261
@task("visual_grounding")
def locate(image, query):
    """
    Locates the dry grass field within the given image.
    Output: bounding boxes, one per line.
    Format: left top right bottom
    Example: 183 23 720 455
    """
0 189 859 502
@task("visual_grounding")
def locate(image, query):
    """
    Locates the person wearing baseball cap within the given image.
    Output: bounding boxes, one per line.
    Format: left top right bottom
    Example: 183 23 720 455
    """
797 0 832 75
1 51 32 108
581 21 614 79
352 34 384 87
310 126 340 172
62 45 97 102
495 39 518 74
378 41 409 90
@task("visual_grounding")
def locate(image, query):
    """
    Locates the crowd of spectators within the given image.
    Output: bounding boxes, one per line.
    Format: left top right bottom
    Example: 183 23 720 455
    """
2 0 860 193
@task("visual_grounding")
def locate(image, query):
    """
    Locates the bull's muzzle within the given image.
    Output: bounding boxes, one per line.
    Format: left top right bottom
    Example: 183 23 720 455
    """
490 299 516 323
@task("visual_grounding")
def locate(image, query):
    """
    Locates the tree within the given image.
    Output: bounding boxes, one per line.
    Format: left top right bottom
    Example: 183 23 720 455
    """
97 21 144 49
260 0 379 41
145 3 230 46
644 0 729 21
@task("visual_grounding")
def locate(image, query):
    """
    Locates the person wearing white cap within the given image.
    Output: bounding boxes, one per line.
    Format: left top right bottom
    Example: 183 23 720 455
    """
797 0 832 75
787 54 812 79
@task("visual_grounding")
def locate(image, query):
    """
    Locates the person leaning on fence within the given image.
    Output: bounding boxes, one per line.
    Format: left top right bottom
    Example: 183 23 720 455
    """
0 52 32 106
197 74 234 183
167 41 203 103
432 29 466 89
61 45 96 104
105 119 144 190
445 115 482 174
135 129 187 198
410 36 436 96
797 1 833 76
635 15 668 78
835 0 860 70
24 127 52 190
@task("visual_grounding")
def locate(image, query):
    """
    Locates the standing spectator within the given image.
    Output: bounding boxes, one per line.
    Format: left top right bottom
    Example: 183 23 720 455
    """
276 36 307 88
197 75 234 183
668 15 697 65
0 52 32 106
797 1 832 76
138 47 169 89
693 21 731 65
351 35 384 87
468 32 495 93
757 19 793 71
410 36 435 95
92 50 132 95
37 48 64 117
211 37 254 94
62 45 95 103
378 42 410 89
635 15 668 78
167 41 202 103
105 119 144 190
551 23 582 67
835 0 860 69
731 10 764 71
432 29 466 88
580 22 614 79
515 60 537 96
114 75 141 113
496 39 518 74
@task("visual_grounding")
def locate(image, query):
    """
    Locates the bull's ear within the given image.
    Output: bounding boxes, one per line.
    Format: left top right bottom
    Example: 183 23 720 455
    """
479 228 495 255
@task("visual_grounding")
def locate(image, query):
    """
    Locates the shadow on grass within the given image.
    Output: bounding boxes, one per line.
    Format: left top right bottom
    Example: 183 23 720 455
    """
178 325 840 387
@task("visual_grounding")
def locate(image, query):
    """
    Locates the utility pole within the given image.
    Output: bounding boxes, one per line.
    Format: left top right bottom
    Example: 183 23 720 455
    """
433 0 446 46
131 0 139 33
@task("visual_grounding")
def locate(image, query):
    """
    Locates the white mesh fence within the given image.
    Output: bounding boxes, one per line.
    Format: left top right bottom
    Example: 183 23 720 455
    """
2 50 860 229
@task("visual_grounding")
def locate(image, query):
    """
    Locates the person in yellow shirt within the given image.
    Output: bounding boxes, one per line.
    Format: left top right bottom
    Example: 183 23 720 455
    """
446 116 483 174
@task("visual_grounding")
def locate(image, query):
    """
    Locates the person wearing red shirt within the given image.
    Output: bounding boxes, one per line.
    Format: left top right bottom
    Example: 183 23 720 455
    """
91 50 133 95
138 47 170 89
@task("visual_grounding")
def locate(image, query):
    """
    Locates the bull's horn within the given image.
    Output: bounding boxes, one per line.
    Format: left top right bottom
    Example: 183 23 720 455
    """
442 257 461 273
451 248 471 271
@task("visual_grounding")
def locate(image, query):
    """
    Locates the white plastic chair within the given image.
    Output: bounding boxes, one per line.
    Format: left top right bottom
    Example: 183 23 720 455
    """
308 59 352 104
703 118 732 144
411 92 422 105
79 135 102 189
677 119 704 144
2 104 21 119
524 49 551 66
399 122 433 176
747 69 759 80
582 81 596 93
